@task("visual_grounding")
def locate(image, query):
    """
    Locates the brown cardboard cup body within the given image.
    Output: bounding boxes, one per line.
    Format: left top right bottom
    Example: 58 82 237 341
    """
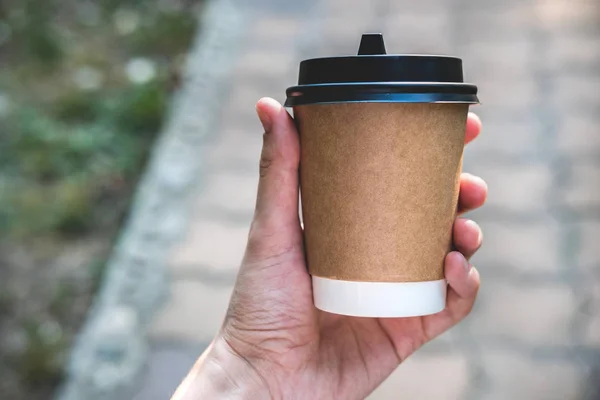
295 103 468 283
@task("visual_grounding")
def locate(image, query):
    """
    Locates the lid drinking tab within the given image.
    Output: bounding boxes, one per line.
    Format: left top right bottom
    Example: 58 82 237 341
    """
357 33 387 55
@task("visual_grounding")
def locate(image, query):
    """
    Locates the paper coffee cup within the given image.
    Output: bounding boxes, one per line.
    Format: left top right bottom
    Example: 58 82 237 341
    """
285 34 479 318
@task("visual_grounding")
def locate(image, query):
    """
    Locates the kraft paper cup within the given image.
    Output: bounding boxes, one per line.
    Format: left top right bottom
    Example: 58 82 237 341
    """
285 34 479 317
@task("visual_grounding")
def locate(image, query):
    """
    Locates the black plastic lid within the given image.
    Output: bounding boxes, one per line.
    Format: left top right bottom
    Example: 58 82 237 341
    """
284 33 479 107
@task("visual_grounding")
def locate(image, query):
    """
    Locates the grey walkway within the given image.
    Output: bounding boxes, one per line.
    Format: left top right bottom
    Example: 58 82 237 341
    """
136 0 600 398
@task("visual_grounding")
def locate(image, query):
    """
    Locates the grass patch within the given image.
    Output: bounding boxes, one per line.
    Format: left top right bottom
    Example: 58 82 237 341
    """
0 1 206 398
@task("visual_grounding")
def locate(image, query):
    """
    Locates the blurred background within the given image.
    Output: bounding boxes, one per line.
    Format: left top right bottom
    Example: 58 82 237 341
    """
0 0 599 399
0 1 204 399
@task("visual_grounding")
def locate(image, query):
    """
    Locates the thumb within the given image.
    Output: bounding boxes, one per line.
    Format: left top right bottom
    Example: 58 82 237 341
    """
247 97 301 257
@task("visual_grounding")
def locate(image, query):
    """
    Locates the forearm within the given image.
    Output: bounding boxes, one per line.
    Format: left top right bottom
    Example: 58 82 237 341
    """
171 338 271 400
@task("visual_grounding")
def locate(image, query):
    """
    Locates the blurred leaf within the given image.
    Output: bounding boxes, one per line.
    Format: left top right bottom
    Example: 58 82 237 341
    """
9 111 98 180
100 0 150 15
114 79 167 135
16 320 65 387
48 281 76 320
0 288 14 317
23 27 62 67
1 178 93 237
0 108 149 237
129 11 196 57
51 178 95 235
52 91 100 123
21 0 63 67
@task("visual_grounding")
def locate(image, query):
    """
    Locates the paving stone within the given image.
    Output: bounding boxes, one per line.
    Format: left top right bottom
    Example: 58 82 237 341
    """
583 275 600 346
387 0 453 13
317 17 379 55
479 350 583 400
468 113 540 157
219 84 267 130
227 69 294 109
133 344 204 400
547 33 600 73
368 352 469 400
455 0 532 12
553 73 600 113
586 271 600 304
455 7 534 43
195 169 258 217
533 0 600 31
457 38 534 82
465 66 535 98
419 325 464 353
476 78 537 109
473 220 561 274
469 280 577 345
382 13 453 54
577 222 600 269
469 162 553 215
169 218 248 275
584 312 600 349
234 47 296 78
248 16 302 43
559 162 600 212
220 45 294 123
322 0 379 18
581 366 600 400
204 127 263 170
241 0 319 15
149 280 233 342
556 112 600 156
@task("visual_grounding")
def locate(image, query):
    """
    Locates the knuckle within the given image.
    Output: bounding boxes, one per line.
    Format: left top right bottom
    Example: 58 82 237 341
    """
245 222 301 266
259 154 273 178
259 135 274 178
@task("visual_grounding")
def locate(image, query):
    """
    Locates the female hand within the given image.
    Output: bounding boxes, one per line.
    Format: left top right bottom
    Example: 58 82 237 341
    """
173 98 486 400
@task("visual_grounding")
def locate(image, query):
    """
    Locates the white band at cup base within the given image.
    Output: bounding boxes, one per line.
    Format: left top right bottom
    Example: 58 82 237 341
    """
312 276 447 318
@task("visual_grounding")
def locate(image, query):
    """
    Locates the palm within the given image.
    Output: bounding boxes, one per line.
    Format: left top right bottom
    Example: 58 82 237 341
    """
227 224 466 400
317 313 426 398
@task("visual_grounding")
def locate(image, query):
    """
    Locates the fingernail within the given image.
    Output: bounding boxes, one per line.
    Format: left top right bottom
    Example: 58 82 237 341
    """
256 105 272 133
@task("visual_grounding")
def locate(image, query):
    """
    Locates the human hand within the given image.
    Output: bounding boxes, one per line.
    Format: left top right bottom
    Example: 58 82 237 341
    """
172 98 487 400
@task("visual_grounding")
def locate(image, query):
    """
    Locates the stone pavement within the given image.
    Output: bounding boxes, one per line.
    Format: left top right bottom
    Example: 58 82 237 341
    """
135 0 600 398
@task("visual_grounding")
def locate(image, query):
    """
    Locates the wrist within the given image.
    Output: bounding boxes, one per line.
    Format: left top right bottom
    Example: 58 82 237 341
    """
172 337 272 400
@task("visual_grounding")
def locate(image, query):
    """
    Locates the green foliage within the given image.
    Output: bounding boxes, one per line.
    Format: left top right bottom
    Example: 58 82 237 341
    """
129 12 197 57
3 179 93 237
0 1 204 398
100 0 151 14
52 91 100 124
0 106 148 237
9 111 102 180
46 179 94 235
113 80 168 135
0 0 202 239
48 283 74 320
4 0 64 68
22 24 63 67
0 289 14 317
16 320 65 387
